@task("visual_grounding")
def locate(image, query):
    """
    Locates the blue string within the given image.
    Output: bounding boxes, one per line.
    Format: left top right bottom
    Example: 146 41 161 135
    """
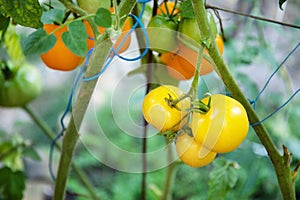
48 48 93 181
48 1 149 181
251 89 300 126
83 2 149 81
251 42 300 109
250 42 300 126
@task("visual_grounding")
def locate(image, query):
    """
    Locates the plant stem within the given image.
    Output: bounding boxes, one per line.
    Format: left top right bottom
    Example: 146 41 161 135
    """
22 106 99 200
53 1 137 199
192 1 296 199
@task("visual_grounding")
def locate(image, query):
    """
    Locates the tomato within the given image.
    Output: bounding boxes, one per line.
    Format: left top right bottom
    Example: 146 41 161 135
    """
178 12 217 44
147 15 179 53
40 24 84 71
160 34 224 80
157 2 179 16
176 132 217 168
77 0 109 14
142 85 190 132
191 94 249 153
85 8 132 54
0 63 42 107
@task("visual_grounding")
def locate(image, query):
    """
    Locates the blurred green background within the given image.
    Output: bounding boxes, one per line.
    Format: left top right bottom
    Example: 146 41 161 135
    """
0 0 300 199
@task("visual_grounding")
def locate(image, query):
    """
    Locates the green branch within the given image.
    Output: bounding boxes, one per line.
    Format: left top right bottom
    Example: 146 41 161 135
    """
191 0 296 199
53 1 137 199
22 106 99 200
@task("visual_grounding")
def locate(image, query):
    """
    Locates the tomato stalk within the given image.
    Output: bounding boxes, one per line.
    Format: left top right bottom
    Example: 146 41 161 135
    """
191 0 297 199
22 105 99 200
53 1 137 200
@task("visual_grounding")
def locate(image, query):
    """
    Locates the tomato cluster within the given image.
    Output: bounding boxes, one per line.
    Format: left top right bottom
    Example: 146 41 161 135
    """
147 2 224 80
41 8 132 71
142 85 249 168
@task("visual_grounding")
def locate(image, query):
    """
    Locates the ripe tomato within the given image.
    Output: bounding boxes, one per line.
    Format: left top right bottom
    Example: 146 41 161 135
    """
142 85 190 132
191 94 249 153
0 63 42 107
160 34 224 80
85 7 132 54
176 133 217 168
147 14 179 53
41 24 84 71
157 2 179 16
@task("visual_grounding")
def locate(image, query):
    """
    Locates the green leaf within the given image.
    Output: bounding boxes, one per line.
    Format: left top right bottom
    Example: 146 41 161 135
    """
0 142 23 171
94 8 112 28
208 158 240 200
22 147 41 161
62 20 88 57
179 0 195 19
41 9 65 24
4 27 25 68
0 14 10 42
0 0 42 28
279 0 287 10
23 28 56 55
0 167 26 200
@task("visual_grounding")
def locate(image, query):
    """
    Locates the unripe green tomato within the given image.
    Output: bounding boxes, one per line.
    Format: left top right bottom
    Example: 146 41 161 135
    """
77 0 110 14
0 63 42 107
179 12 217 44
147 15 179 53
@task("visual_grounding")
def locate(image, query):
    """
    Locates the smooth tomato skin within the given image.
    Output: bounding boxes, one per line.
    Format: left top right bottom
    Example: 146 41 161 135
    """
176 133 217 168
142 85 190 132
147 15 179 53
191 94 249 153
161 34 224 80
41 24 84 71
0 63 42 107
179 13 217 44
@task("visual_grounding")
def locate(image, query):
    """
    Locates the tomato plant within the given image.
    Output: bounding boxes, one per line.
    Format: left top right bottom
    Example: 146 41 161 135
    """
142 85 190 132
157 1 180 16
147 14 179 53
160 34 224 80
0 63 42 107
85 7 132 54
176 132 217 168
191 94 249 153
40 24 84 71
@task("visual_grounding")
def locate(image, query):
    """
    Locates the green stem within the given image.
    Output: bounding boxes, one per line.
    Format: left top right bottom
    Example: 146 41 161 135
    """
22 106 99 200
161 139 179 200
192 1 296 199
53 1 137 199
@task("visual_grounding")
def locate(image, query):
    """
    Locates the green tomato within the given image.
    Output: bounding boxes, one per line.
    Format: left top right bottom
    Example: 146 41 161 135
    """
77 0 110 14
0 63 42 107
179 12 217 44
147 15 179 53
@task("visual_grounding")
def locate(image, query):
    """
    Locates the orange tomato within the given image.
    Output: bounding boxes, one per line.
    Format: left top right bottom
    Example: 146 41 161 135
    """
41 24 84 71
85 7 132 54
157 2 179 15
161 34 224 80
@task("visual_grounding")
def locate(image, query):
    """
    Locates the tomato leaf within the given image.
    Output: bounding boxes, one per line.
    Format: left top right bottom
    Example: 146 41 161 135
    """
0 0 42 28
23 28 56 55
22 147 41 161
41 9 65 25
0 167 26 200
94 8 112 28
62 20 88 57
0 14 10 42
208 158 240 200
279 0 287 10
179 0 195 19
5 28 25 68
